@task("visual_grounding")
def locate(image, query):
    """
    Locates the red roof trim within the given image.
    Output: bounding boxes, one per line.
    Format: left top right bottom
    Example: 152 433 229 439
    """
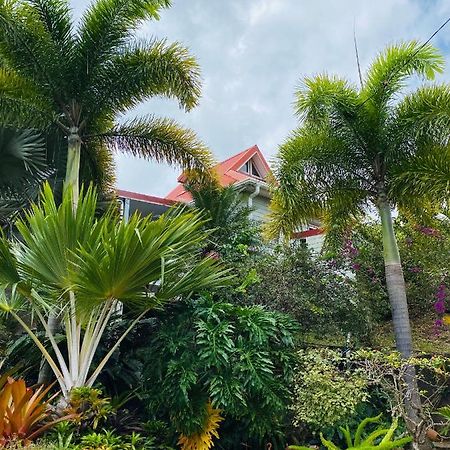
230 145 271 174
117 189 175 206
292 228 324 239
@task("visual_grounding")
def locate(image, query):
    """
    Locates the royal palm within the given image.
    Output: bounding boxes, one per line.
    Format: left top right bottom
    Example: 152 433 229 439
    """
0 0 213 204
268 41 450 446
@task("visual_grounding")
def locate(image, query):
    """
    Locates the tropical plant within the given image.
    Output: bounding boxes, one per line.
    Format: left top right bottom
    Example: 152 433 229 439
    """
243 242 371 342
0 0 213 204
0 376 72 446
288 416 412 450
0 125 52 224
177 401 223 450
337 216 450 320
185 180 260 259
267 40 450 443
317 415 411 450
66 387 112 431
0 184 229 399
142 294 296 445
291 349 369 432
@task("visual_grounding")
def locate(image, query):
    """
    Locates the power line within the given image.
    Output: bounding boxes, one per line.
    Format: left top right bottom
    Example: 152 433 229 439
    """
357 15 450 108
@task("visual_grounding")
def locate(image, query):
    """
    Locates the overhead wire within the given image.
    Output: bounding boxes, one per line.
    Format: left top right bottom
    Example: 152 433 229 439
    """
357 15 450 108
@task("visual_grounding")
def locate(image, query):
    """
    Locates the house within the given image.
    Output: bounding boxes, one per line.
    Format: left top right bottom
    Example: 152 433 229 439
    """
118 144 325 251
166 144 271 222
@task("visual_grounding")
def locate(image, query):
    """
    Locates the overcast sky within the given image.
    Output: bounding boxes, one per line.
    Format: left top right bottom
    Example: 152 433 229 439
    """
71 0 450 197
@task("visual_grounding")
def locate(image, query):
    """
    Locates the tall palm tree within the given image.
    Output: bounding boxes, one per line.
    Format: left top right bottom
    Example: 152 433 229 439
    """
0 0 213 206
0 183 229 398
267 41 450 448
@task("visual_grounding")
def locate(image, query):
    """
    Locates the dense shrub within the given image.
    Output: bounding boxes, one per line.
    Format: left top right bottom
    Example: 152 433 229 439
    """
291 349 369 431
242 243 371 342
141 295 296 446
338 216 450 319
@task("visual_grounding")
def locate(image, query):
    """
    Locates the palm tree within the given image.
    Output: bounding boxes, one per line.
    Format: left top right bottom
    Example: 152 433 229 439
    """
185 180 257 256
267 41 450 447
0 183 229 399
0 0 213 206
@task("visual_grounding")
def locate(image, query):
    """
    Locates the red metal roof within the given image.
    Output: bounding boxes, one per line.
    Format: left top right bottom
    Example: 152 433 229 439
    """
117 189 175 207
292 228 324 239
166 145 271 203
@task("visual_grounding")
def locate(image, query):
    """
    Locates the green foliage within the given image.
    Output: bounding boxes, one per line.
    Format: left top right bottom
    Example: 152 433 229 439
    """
268 40 448 241
185 181 261 260
243 243 371 341
67 387 112 431
316 415 412 450
291 349 369 431
0 184 229 395
0 125 52 224
0 0 212 194
437 406 450 435
338 216 450 318
142 295 296 442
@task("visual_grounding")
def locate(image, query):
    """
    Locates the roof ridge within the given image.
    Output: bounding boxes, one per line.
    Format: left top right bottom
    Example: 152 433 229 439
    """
218 144 258 165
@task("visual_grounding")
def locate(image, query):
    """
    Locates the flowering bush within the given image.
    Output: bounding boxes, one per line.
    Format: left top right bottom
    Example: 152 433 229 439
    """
336 217 450 320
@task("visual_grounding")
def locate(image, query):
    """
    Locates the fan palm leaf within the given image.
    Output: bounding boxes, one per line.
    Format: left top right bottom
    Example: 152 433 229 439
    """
0 183 230 397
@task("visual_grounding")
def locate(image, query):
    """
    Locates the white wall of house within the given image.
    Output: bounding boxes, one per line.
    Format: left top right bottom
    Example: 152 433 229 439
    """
249 196 270 222
305 234 325 254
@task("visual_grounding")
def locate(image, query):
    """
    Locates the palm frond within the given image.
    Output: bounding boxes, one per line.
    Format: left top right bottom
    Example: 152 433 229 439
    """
93 116 214 173
86 38 201 119
76 0 170 89
295 75 359 123
0 126 53 209
26 0 74 51
267 124 370 240
390 145 450 204
0 1 66 96
394 84 450 146
0 68 53 126
361 41 444 109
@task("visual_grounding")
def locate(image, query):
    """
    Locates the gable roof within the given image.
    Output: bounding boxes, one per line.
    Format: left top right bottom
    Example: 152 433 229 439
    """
166 144 271 203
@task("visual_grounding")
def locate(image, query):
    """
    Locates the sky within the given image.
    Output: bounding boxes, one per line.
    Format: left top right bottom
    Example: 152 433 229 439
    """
70 0 450 197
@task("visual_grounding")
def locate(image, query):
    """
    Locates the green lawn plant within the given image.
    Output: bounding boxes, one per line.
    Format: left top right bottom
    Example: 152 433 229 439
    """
0 184 229 399
268 41 450 446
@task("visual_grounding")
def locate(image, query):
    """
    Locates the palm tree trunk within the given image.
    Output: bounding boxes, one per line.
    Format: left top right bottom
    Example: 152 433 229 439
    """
378 197 432 450
38 128 81 385
65 127 81 209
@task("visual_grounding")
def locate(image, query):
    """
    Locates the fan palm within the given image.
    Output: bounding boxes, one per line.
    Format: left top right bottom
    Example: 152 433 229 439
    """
0 183 229 398
0 125 53 224
0 0 213 206
267 41 450 446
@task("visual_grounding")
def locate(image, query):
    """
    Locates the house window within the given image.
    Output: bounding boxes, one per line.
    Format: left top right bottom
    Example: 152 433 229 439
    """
251 164 260 177
242 159 262 178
